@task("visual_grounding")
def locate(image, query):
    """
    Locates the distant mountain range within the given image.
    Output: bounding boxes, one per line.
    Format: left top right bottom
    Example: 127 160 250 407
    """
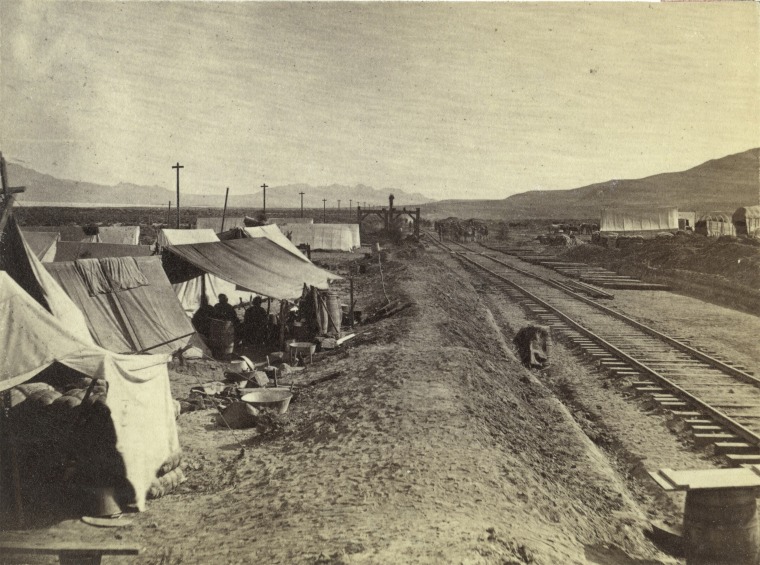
422 147 760 220
8 147 759 220
7 163 435 208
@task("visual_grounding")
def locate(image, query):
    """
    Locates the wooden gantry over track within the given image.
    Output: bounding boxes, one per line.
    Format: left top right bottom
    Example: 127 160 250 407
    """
357 194 421 237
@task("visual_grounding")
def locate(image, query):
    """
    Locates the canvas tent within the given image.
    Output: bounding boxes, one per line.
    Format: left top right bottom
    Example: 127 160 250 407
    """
157 229 255 314
217 224 309 261
695 212 736 237
20 230 58 262
163 237 339 300
600 208 679 234
45 256 196 354
1 213 179 511
279 223 360 251
53 241 152 262
99 226 140 245
196 217 246 231
732 206 760 237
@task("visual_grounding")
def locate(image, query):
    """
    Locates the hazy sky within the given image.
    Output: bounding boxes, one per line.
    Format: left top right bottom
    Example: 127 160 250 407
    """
1 2 758 200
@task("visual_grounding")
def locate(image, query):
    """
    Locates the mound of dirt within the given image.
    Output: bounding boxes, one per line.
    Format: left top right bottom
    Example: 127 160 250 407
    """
564 236 760 290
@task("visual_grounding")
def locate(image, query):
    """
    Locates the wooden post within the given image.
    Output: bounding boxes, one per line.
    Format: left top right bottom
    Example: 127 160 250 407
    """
415 207 421 237
299 191 305 218
220 187 230 232
349 276 354 328
261 183 268 216
279 300 287 351
172 162 183 229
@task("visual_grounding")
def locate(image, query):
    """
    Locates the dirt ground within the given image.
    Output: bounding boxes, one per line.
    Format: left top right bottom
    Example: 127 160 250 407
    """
5 241 693 564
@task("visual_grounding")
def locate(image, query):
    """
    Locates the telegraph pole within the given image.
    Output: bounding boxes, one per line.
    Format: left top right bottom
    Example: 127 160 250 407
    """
172 162 183 228
349 199 352 213
338 199 341 211
323 198 327 223
299 191 305 218
261 183 268 216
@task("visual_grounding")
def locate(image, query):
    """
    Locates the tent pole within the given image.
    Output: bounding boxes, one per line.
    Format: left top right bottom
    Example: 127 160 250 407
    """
279 300 287 351
220 187 229 233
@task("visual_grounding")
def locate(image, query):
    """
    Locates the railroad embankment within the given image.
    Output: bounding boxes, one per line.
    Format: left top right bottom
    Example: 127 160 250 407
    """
101 245 667 564
561 236 760 315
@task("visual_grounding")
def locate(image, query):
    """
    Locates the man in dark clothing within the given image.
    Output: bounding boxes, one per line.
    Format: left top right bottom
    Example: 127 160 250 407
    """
242 296 268 347
212 294 238 324
191 295 215 339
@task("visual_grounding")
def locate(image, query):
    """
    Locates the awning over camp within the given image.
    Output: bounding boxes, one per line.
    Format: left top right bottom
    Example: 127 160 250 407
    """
157 228 256 313
280 223 360 251
53 241 153 262
164 237 340 300
46 256 195 354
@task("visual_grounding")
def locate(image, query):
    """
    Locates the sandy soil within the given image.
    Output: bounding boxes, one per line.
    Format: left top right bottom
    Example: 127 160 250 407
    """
5 242 682 564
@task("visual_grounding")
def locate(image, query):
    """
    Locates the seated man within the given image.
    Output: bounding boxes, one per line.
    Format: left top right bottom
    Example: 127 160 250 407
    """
212 294 238 324
242 296 268 347
191 295 215 338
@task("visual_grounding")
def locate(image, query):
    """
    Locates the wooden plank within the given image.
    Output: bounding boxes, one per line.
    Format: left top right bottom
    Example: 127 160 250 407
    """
0 541 141 555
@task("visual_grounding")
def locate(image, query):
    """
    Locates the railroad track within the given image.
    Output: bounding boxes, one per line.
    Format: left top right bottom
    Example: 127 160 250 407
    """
425 232 760 466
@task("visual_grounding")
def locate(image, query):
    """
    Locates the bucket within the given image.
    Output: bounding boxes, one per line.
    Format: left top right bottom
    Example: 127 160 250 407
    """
683 488 760 564
241 388 293 414
209 319 235 358
317 290 342 337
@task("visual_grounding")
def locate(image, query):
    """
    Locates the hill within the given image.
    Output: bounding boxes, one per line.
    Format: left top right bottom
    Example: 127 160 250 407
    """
6 162 435 208
422 147 760 220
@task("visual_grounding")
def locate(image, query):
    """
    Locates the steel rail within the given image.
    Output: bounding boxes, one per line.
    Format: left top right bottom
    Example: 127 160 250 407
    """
476 243 760 387
424 232 760 448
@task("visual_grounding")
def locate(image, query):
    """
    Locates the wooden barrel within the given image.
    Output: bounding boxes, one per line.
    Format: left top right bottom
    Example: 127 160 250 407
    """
208 319 235 358
684 488 760 564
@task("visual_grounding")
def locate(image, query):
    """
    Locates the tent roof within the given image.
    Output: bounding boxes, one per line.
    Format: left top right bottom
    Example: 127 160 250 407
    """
164 237 340 300
733 206 760 221
243 225 309 261
54 242 152 262
20 230 59 260
45 256 195 354
698 212 733 223
157 228 218 247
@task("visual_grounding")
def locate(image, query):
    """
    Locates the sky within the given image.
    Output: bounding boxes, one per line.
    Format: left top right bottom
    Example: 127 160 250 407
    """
1 1 758 201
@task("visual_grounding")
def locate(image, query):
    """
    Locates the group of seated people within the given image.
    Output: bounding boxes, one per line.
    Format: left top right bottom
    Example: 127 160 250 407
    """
192 293 272 349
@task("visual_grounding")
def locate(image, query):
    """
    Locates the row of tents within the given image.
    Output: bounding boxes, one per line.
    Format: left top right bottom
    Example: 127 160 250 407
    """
1 201 346 515
196 218 361 252
600 206 760 238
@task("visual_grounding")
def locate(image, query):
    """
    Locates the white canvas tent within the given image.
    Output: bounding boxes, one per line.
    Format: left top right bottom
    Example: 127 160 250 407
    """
157 229 254 314
279 223 360 251
600 208 679 233
2 217 180 511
